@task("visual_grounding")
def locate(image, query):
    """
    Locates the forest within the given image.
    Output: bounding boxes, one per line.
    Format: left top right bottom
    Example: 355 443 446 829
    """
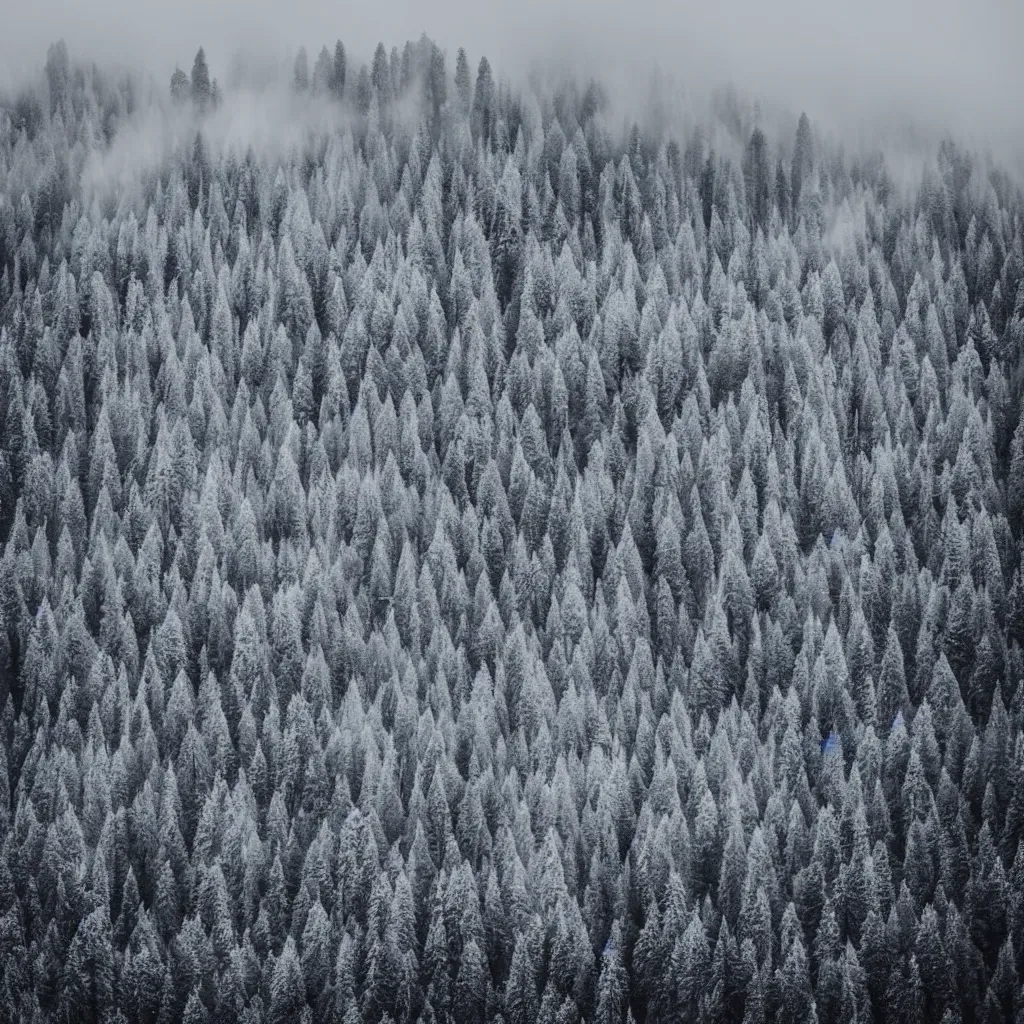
1 32 1024 1024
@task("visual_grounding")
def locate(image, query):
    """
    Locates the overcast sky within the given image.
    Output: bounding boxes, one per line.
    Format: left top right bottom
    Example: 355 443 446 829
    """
2 0 1022 165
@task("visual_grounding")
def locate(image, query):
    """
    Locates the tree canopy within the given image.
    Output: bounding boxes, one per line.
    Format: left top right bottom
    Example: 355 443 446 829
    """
0 33 1023 1024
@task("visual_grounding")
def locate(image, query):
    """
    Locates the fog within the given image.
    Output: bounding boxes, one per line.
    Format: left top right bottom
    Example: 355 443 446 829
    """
2 0 1023 167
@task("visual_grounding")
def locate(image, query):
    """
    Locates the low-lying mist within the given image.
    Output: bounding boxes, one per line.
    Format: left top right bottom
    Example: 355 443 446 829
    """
79 88 353 199
2 0 1023 176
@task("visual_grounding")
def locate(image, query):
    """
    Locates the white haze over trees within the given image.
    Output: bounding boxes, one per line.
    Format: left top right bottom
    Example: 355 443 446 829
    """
1 0 1023 167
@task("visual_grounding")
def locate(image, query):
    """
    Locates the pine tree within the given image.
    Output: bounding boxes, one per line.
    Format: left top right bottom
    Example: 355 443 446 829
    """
294 48 310 92
331 40 347 98
191 48 211 110
171 68 190 103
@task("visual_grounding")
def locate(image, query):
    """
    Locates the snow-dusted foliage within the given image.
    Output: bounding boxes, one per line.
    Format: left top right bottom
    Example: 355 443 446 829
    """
1 34 1024 1024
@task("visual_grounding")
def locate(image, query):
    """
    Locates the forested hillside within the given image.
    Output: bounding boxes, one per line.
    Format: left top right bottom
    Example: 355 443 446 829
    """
1 35 1024 1024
